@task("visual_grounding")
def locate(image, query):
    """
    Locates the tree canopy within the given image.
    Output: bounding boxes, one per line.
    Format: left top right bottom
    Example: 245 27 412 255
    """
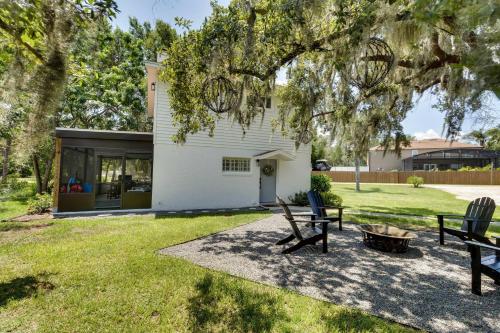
60 18 176 131
464 126 500 151
163 0 499 148
0 0 176 191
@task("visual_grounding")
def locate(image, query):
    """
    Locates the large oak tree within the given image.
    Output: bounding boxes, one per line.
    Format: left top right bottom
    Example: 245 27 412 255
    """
163 0 499 149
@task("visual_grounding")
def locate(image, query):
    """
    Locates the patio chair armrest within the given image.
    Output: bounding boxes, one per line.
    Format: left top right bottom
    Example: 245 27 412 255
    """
465 240 500 252
290 212 317 217
469 233 496 246
293 219 330 224
436 214 464 219
318 206 345 210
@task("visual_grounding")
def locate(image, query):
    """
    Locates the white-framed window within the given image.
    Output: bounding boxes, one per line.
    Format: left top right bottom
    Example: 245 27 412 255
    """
222 157 251 173
411 149 419 157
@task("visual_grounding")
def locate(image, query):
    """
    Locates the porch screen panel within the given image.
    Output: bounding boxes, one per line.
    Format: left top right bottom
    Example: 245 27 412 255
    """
122 155 152 209
59 147 95 193
124 156 152 192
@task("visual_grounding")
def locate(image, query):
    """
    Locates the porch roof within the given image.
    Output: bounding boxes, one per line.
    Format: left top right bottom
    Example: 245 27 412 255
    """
55 127 153 142
254 149 295 161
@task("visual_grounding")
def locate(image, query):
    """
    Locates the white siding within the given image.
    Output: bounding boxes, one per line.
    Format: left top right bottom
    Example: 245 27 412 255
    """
154 82 306 153
152 81 311 210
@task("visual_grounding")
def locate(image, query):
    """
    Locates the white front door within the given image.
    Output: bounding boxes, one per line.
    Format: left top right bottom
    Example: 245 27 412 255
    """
259 159 277 204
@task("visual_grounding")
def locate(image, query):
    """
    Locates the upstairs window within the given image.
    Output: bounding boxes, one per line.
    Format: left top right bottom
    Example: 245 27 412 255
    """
258 97 272 109
265 97 272 109
222 157 251 173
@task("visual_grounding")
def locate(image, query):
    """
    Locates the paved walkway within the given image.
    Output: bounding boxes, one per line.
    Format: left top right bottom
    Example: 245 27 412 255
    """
427 185 500 203
160 214 500 333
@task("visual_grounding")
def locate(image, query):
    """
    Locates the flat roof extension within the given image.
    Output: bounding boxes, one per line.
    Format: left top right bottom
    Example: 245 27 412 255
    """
55 127 153 142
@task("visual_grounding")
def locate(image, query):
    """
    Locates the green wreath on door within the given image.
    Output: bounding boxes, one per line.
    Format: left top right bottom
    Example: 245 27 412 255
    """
262 164 275 176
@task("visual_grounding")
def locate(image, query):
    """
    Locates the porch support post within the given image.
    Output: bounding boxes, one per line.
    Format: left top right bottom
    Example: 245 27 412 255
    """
52 138 62 213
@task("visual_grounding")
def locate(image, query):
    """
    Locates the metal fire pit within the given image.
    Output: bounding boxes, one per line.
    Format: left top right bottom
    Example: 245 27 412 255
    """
359 224 417 253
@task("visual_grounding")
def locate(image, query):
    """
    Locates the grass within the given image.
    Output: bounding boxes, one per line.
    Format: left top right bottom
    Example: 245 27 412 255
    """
0 179 36 221
332 182 500 220
0 212 415 333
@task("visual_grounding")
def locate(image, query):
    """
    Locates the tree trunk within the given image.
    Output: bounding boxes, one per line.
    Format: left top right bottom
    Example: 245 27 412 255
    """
1 138 11 182
42 154 54 193
33 154 43 194
355 156 361 192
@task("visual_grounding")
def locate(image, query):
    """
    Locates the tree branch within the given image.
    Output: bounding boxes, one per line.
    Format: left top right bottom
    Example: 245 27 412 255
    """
0 17 46 63
229 28 350 81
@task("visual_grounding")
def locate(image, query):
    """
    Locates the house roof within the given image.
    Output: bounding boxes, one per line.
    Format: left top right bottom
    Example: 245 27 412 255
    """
369 139 481 151
402 148 500 161
254 150 295 161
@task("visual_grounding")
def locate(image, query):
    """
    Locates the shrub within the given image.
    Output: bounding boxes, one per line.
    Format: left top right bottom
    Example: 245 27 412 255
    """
407 175 424 188
311 174 331 192
321 191 343 207
27 194 52 215
288 191 309 206
8 177 29 192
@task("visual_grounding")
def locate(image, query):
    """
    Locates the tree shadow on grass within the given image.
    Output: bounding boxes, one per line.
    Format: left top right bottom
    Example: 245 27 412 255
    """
188 273 288 333
319 306 417 332
334 186 408 196
0 273 55 307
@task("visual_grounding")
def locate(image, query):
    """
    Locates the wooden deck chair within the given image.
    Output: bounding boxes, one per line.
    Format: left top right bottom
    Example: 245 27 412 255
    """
437 197 496 245
465 237 500 295
307 190 344 231
276 196 330 254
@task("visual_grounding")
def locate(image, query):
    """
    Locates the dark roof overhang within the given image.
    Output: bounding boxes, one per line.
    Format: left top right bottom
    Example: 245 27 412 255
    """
403 148 500 161
55 128 153 142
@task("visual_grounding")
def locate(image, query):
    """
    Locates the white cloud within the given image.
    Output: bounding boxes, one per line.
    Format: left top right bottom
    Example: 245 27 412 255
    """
413 129 442 140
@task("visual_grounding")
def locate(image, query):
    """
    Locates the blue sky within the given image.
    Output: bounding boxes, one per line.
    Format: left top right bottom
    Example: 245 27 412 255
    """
113 0 499 139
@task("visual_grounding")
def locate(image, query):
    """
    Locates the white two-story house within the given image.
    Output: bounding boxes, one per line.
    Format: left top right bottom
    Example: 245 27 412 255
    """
145 60 311 210
52 60 310 214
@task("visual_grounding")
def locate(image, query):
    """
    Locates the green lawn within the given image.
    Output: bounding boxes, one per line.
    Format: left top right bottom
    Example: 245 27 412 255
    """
0 212 414 332
0 179 36 221
332 183 500 220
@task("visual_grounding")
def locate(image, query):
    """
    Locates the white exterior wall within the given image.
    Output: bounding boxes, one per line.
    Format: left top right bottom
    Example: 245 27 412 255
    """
152 81 311 210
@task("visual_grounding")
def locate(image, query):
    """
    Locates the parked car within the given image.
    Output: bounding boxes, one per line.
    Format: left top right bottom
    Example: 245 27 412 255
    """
312 159 332 171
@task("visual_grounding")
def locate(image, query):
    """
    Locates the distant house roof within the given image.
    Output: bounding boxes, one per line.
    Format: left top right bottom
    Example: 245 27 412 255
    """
369 139 481 151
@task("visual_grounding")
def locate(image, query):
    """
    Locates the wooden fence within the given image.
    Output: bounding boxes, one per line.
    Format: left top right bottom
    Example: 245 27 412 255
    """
313 170 500 185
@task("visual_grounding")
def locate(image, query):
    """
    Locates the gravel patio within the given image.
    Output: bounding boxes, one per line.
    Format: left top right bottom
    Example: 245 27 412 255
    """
159 214 500 332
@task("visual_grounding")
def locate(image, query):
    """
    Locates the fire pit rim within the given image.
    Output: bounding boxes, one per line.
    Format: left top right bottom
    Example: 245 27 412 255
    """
358 224 418 240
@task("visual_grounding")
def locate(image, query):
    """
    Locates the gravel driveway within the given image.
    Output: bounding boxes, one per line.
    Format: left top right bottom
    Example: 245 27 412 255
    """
427 185 500 204
159 214 500 333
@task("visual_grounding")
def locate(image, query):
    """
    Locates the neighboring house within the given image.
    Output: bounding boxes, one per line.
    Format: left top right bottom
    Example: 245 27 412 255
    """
367 139 498 171
52 59 310 213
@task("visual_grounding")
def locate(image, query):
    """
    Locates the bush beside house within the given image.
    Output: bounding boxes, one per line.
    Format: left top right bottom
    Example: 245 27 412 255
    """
289 175 342 206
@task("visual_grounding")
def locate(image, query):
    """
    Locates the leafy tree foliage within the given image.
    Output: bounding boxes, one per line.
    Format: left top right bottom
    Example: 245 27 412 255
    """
163 0 499 149
1 3 176 191
464 126 500 151
60 18 176 131
311 136 328 164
